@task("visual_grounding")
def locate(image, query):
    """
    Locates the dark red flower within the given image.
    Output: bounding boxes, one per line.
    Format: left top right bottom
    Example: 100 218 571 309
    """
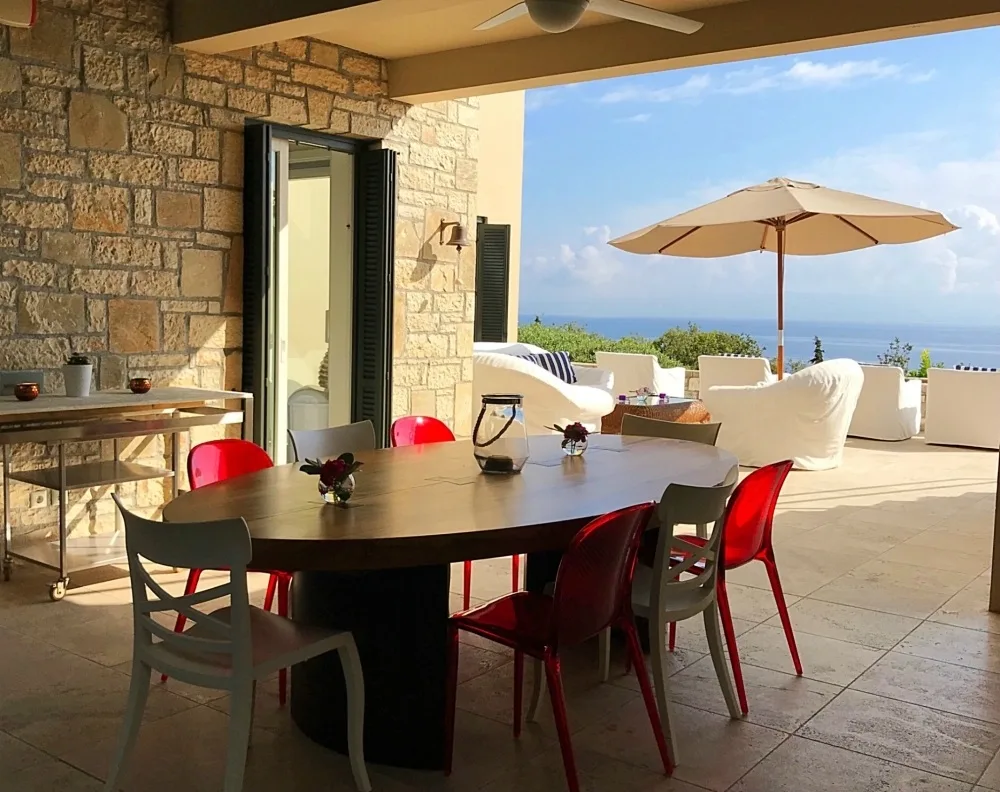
320 458 348 486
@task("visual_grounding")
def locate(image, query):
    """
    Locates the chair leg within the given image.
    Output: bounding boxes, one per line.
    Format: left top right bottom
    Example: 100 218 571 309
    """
646 615 678 769
513 650 523 738
223 684 253 792
668 621 676 652
247 682 257 749
263 573 278 613
717 581 748 715
624 619 674 775
443 623 461 776
703 600 741 719
511 554 520 592
103 662 151 792
598 627 612 682
762 554 803 676
162 568 202 684
339 638 372 792
462 561 472 611
544 655 581 792
277 575 290 706
526 657 544 723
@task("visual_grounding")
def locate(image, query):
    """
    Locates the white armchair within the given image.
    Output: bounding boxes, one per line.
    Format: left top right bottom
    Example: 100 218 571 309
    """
848 365 922 441
473 342 614 395
472 352 615 436
925 368 1000 450
594 351 685 398
703 359 864 471
697 355 776 395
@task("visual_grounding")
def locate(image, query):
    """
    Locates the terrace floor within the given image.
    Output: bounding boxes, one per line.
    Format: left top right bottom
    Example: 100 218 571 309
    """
1 437 999 791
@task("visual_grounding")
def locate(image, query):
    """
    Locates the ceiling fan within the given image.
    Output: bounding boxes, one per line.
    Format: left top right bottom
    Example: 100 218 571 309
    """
475 0 703 34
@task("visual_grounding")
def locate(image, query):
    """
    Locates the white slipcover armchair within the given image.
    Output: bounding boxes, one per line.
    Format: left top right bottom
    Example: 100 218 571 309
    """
473 342 614 394
594 351 685 398
697 355 776 395
472 352 615 436
848 365 922 441
925 368 1000 450
702 359 864 471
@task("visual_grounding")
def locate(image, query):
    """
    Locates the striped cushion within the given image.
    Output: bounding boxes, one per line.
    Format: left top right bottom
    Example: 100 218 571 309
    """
518 351 577 384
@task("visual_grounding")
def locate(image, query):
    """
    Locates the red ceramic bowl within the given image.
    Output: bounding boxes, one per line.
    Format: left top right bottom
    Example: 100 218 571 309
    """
14 382 39 401
128 377 152 394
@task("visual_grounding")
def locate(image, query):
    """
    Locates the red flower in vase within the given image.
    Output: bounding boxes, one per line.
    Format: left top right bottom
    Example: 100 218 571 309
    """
320 458 348 486
547 422 589 443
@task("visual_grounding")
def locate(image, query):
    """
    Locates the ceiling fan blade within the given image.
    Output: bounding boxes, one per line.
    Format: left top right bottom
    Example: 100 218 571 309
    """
589 0 703 33
475 2 530 30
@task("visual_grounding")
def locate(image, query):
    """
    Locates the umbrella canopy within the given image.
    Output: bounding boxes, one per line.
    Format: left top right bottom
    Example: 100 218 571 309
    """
608 177 958 377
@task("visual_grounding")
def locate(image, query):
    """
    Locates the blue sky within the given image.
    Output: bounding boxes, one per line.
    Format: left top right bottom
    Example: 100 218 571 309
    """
519 27 1000 325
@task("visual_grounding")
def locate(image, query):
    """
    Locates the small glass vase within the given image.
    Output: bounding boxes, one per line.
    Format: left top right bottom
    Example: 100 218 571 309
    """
562 437 588 457
319 474 355 505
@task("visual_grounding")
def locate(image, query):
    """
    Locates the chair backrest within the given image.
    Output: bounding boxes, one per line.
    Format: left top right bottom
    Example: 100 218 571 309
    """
550 503 654 649
288 419 376 462
722 460 793 567
390 415 456 447
621 413 721 446
188 439 273 490
113 495 253 685
698 355 774 393
595 351 658 394
650 472 738 612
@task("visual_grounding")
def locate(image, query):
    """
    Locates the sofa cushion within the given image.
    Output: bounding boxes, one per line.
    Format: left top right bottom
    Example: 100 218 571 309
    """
517 351 577 384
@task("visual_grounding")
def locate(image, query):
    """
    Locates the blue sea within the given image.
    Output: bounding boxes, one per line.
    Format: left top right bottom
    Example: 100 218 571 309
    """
519 314 1000 370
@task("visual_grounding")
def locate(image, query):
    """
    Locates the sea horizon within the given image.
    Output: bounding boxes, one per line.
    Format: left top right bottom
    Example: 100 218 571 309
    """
518 314 1000 370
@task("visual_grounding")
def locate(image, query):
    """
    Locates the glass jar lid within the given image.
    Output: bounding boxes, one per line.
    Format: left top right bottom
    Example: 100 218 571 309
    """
481 393 523 405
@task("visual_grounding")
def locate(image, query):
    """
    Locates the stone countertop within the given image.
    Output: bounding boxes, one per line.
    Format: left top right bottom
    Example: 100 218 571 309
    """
0 387 251 422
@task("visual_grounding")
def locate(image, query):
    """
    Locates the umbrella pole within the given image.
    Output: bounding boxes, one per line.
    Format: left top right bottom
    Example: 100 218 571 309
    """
776 224 785 380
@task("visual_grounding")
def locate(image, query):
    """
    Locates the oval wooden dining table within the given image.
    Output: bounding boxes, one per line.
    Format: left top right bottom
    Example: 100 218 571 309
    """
163 433 737 771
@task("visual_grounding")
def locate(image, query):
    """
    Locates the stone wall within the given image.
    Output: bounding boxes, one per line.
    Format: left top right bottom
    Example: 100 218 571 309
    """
0 0 477 539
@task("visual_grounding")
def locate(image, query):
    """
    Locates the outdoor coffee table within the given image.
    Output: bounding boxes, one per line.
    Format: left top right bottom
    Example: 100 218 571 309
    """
163 433 736 771
601 396 712 434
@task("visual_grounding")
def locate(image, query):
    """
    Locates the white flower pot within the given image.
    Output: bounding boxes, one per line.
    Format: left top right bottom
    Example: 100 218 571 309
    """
63 364 93 397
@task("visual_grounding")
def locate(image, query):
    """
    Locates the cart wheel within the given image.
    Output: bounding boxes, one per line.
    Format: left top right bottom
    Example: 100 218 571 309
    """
1 559 11 582
49 579 67 601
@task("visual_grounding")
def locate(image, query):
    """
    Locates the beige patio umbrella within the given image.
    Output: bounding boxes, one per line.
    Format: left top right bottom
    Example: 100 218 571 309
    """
609 177 958 377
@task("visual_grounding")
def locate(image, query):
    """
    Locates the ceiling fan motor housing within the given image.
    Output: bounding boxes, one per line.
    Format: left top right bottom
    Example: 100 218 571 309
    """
527 0 589 33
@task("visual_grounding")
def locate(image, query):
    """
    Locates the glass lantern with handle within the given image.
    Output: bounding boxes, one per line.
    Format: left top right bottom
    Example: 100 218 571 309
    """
473 393 530 474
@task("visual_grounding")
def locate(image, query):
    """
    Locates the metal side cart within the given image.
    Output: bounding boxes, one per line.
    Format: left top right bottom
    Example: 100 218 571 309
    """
0 387 253 600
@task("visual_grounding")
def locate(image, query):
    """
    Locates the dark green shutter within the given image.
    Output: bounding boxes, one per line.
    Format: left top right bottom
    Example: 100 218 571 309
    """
352 148 396 447
241 123 271 445
474 223 511 343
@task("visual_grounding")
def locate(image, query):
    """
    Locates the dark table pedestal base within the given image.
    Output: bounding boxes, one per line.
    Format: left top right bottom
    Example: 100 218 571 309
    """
290 564 451 770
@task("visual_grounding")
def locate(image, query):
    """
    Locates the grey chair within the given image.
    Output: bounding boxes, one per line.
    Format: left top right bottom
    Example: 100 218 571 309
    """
621 413 722 446
288 420 377 462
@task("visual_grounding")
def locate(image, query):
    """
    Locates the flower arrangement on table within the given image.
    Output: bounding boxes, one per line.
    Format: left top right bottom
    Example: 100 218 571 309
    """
300 453 363 505
548 422 590 457
632 387 654 404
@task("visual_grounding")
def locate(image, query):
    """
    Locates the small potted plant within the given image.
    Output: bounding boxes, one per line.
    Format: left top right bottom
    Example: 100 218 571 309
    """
63 353 93 398
300 453 364 506
549 422 589 457
633 386 654 405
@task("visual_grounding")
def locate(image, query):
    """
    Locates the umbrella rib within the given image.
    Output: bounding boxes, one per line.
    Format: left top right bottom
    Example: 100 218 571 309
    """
836 215 880 244
658 226 701 254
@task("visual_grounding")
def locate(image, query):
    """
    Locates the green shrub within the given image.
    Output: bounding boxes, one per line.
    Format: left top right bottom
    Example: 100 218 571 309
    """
877 337 913 371
908 348 944 378
810 336 824 365
654 323 764 369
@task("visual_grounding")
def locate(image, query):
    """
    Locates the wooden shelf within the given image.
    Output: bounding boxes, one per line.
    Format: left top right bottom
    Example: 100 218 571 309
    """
8 532 127 573
9 461 174 491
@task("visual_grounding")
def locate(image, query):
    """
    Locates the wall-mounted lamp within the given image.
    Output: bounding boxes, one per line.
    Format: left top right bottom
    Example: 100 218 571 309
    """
440 221 471 253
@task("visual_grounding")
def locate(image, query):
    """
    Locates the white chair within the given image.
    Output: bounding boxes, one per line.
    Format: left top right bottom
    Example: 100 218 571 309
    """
472 352 614 436
474 341 615 394
697 355 776 396
925 367 1000 450
595 351 685 398
104 496 371 792
703 359 863 470
288 419 376 462
848 365 922 441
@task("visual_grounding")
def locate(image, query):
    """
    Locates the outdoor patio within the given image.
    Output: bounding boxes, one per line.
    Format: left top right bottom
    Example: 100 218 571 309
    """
0 437 997 792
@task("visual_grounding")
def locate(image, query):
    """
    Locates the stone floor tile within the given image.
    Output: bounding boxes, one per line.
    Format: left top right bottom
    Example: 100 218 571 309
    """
896 621 1000 674
765 598 920 650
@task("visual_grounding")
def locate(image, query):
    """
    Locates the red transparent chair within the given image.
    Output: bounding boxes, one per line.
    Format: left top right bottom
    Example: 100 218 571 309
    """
163 439 295 704
391 416 520 608
444 503 673 792
668 460 799 714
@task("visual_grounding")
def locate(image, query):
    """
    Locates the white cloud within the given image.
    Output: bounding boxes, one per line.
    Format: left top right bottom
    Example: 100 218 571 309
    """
597 58 932 104
583 225 612 244
618 112 652 124
525 84 581 111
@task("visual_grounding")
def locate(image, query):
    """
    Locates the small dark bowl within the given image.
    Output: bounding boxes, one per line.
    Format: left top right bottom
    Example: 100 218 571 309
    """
14 382 39 402
128 377 152 395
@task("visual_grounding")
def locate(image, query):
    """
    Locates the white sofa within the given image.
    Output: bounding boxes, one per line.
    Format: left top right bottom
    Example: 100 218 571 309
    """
848 365 922 441
594 351 685 398
473 342 615 394
697 355 776 395
925 368 1000 450
703 359 864 470
472 352 615 436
